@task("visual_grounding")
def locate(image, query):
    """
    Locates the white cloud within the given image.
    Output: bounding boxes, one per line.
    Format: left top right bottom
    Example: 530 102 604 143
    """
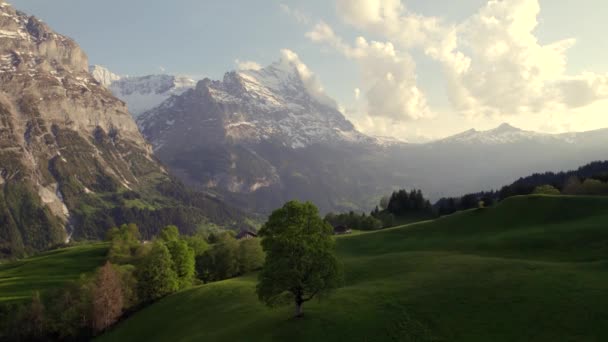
333 0 608 120
307 22 431 121
278 49 337 109
335 0 444 48
435 0 589 116
279 3 311 25
354 88 360 100
235 59 262 71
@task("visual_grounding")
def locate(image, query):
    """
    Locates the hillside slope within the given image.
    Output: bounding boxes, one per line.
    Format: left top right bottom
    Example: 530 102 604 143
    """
100 195 608 341
0 243 108 302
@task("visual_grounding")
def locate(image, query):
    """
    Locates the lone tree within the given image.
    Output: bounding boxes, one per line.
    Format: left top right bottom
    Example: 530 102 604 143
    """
256 201 342 318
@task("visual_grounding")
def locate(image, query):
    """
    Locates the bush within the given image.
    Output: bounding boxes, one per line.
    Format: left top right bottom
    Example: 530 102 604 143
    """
107 223 141 263
237 238 265 274
325 211 383 231
533 185 561 195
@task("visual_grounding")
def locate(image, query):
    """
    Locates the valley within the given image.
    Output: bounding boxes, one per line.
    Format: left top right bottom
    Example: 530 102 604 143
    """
1 0 608 341
99 196 608 341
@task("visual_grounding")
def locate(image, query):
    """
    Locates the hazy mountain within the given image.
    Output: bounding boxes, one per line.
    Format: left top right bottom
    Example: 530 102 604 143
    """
0 1 244 257
89 65 196 117
390 124 608 199
135 55 608 214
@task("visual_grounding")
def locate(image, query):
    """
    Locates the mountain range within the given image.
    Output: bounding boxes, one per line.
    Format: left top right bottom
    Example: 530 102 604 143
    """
92 61 608 215
3 0 607 259
0 1 246 257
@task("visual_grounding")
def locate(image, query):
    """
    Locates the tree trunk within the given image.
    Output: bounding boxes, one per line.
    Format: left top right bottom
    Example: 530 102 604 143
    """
295 299 303 318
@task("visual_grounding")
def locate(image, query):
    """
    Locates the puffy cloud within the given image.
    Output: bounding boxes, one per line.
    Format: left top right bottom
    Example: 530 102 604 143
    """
307 22 431 121
556 72 608 108
235 59 262 71
279 49 337 108
335 0 444 48
332 0 608 118
437 0 586 116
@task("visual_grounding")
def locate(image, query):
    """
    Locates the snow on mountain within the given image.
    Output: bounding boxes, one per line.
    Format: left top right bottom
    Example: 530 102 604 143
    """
133 51 608 215
89 65 120 87
89 65 196 117
140 57 373 149
435 123 562 145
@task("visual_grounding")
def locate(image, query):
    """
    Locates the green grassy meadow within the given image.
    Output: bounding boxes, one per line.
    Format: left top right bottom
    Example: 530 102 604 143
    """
99 195 608 341
0 243 108 302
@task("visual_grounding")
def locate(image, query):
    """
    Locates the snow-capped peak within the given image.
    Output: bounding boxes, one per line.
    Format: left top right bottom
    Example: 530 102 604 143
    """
436 123 550 145
489 122 521 133
232 53 337 110
89 65 121 87
89 65 197 118
139 55 374 150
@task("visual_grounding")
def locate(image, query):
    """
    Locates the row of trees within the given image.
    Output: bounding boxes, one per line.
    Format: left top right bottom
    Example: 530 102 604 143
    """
196 232 264 283
324 189 436 232
385 189 434 216
436 166 608 217
372 189 435 227
2 199 346 338
0 261 132 341
324 211 383 231
1 223 265 340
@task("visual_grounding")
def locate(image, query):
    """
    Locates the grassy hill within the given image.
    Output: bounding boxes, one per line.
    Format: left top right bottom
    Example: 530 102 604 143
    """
0 243 108 302
99 195 608 341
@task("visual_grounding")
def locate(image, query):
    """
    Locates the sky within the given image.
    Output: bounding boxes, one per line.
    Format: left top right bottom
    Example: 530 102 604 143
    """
9 0 608 141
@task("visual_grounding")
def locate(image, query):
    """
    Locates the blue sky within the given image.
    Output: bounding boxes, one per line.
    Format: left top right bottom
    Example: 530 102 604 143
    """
9 0 608 141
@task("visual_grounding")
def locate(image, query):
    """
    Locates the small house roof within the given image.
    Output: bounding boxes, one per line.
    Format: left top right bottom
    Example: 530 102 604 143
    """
333 225 351 232
236 230 258 239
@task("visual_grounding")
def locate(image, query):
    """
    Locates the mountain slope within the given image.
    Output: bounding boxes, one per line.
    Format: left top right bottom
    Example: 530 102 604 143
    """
138 59 371 150
100 195 608 341
0 1 246 258
399 123 608 198
136 58 388 214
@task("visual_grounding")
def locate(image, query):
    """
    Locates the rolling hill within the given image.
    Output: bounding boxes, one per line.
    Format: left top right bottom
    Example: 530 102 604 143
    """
0 243 108 302
99 195 608 341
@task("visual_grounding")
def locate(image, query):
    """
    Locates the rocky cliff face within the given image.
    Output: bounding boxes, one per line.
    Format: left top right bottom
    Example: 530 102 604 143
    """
0 1 245 258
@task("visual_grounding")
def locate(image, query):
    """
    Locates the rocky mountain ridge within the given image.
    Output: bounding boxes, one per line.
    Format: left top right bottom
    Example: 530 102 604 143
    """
0 1 246 258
